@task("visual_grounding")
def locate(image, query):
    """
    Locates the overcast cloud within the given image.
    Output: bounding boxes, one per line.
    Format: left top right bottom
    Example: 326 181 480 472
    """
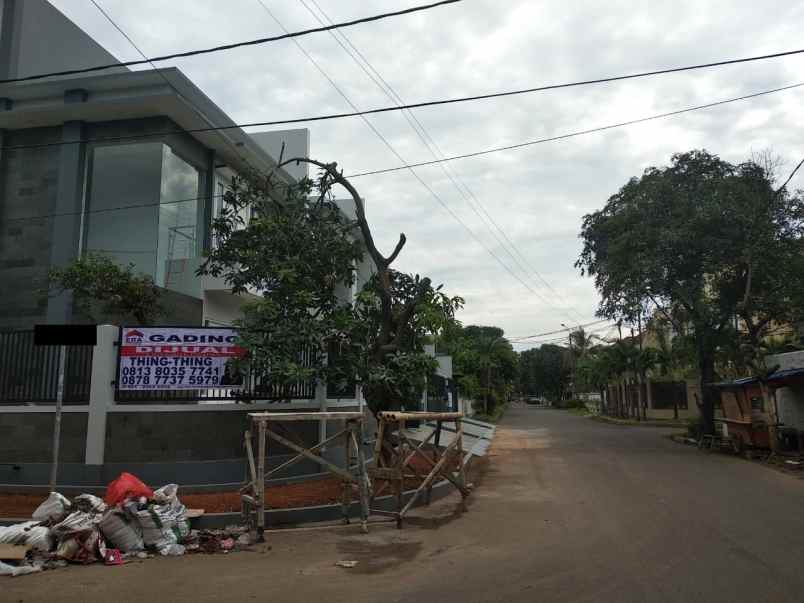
52 0 804 347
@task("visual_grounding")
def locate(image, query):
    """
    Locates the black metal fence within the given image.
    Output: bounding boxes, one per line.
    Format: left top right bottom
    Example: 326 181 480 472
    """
0 330 93 405
650 381 688 409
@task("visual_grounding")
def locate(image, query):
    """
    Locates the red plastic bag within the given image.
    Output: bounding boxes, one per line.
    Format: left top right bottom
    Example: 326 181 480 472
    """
104 472 153 506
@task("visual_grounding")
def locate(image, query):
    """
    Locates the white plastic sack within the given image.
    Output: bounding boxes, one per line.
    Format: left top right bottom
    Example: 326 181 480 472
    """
129 485 189 553
0 521 36 545
56 528 104 564
0 560 41 577
0 522 54 552
73 494 107 515
99 510 144 553
52 511 100 538
21 526 54 553
32 492 71 523
152 484 179 505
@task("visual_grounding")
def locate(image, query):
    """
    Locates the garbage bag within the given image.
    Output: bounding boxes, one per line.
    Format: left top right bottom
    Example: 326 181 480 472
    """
0 560 41 577
21 526 53 553
0 521 55 553
52 511 100 539
74 494 107 515
56 528 104 564
32 492 71 523
0 522 34 545
104 472 153 507
99 510 144 553
129 485 189 553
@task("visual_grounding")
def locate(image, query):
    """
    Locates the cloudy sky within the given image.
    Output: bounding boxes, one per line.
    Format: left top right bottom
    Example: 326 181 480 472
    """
53 0 804 348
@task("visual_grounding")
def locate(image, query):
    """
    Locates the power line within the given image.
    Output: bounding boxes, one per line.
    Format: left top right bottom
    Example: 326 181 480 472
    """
2 66 801 154
3 192 222 223
0 0 461 84
6 83 803 225
511 323 616 347
3 79 799 153
253 1 565 312
347 82 804 177
509 319 611 341
299 0 585 323
87 0 258 175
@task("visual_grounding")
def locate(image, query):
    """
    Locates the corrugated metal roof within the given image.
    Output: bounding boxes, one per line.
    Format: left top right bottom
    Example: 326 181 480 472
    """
403 417 496 460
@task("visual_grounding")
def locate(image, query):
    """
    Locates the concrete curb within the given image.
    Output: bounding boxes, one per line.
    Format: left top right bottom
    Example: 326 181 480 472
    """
0 479 454 528
590 415 688 428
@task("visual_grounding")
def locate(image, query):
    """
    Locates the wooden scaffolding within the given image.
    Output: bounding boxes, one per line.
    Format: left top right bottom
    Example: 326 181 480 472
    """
369 411 471 528
242 411 370 540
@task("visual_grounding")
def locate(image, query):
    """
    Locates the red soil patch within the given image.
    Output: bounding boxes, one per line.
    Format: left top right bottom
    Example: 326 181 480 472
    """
1 455 456 517
0 477 345 517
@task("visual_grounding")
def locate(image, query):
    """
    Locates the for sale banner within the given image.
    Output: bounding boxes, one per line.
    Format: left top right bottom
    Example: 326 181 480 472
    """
117 327 245 391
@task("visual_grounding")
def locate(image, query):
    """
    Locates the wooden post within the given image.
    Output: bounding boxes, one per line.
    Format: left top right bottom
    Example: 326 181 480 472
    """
426 420 442 505
256 420 266 542
342 422 352 524
396 418 405 528
457 417 467 511
373 418 386 471
351 422 370 533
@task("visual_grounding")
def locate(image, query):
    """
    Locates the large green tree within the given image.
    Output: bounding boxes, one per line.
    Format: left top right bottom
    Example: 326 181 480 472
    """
47 253 162 324
200 159 462 411
518 344 570 402
577 150 804 434
440 324 517 414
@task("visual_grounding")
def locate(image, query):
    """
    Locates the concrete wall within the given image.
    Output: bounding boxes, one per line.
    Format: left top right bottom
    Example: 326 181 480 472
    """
0 126 62 328
0 411 87 463
105 412 319 463
0 0 127 81
250 129 310 182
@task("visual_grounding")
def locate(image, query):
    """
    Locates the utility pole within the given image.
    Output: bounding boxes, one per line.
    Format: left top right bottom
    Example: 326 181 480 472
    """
561 324 576 401
485 336 505 416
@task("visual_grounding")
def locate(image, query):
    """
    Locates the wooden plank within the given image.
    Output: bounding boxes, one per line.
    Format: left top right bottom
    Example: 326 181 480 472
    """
352 425 370 531
378 411 463 422
369 467 400 480
265 427 355 482
264 428 347 480
0 544 30 560
426 420 443 505
373 418 386 469
244 430 257 487
249 411 363 422
341 424 352 523
399 444 454 517
185 508 205 519
256 420 266 541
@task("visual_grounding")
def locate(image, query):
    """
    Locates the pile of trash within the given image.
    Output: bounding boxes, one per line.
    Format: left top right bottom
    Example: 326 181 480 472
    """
0 472 244 578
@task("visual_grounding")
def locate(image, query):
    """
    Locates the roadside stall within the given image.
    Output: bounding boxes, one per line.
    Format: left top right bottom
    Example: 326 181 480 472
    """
711 368 804 455
710 377 771 452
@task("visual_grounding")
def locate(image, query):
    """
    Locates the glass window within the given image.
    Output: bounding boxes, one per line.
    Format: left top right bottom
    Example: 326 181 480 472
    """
157 146 200 288
84 143 163 278
85 143 203 290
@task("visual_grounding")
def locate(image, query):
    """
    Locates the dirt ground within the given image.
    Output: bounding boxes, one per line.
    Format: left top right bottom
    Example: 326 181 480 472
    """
5 406 804 602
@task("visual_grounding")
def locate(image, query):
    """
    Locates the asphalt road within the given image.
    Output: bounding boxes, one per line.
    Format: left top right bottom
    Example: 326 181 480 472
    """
8 406 804 602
